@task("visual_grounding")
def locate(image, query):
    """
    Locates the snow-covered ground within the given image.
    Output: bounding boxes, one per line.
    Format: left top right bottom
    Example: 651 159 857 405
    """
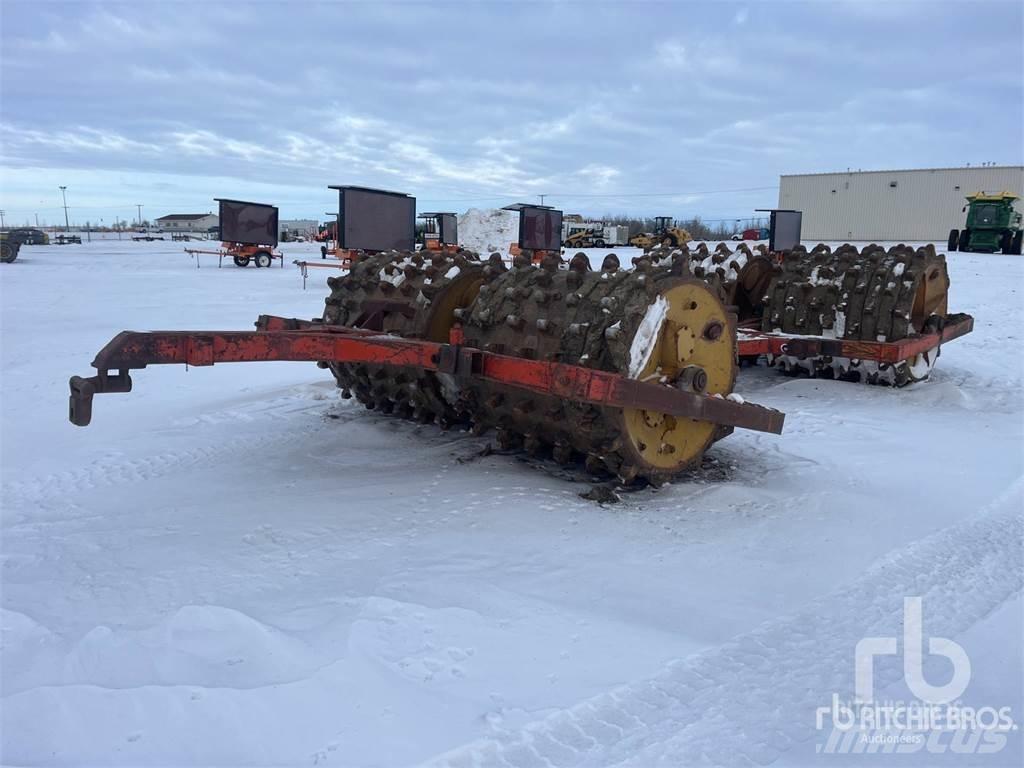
1 238 1022 767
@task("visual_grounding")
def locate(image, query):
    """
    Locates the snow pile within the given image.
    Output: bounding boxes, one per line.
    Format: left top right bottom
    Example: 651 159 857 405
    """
458 208 518 255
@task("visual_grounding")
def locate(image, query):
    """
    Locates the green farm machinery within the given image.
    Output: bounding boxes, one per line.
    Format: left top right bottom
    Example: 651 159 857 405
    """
948 191 1022 255
1 232 23 263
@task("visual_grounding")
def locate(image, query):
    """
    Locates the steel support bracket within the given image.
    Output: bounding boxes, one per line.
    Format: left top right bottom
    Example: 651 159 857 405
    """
435 345 483 381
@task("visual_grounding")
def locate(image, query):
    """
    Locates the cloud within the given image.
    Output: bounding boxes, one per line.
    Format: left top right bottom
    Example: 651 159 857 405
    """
13 29 73 52
655 40 689 70
574 164 621 187
0 0 1019 221
1 124 163 156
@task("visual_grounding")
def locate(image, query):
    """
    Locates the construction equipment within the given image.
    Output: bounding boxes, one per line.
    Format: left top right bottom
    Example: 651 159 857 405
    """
418 212 459 252
67 192 974 486
563 229 594 249
323 186 416 265
68 203 787 485
221 198 280 267
319 212 340 258
629 217 692 250
185 199 283 268
316 221 336 242
563 222 630 249
504 204 563 264
1 232 21 263
947 191 1022 254
308 187 417 270
649 240 973 386
5 228 49 245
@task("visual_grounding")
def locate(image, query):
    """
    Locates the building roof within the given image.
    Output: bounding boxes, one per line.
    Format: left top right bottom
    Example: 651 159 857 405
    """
781 165 1023 178
155 213 214 221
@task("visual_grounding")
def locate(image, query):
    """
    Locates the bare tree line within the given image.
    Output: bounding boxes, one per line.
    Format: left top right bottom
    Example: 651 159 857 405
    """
598 215 768 240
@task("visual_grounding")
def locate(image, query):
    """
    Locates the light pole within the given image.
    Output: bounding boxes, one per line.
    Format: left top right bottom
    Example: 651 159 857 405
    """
35 213 39 228
59 186 70 232
136 204 144 229
0 210 5 229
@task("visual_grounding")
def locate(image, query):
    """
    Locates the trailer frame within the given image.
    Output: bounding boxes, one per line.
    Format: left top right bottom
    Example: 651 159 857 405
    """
68 315 785 436
735 313 973 364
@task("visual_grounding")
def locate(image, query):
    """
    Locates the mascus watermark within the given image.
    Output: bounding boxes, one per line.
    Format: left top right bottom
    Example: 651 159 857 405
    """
816 597 1017 755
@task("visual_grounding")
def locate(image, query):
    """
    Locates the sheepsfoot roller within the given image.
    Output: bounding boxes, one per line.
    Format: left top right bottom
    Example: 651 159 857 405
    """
643 241 974 387
69 249 784 485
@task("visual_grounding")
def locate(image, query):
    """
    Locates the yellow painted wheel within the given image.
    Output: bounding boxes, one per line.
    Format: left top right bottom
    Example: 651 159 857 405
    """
910 263 949 332
615 279 736 479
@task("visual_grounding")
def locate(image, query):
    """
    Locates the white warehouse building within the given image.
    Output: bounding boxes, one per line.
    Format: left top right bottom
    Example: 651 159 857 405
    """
778 165 1024 241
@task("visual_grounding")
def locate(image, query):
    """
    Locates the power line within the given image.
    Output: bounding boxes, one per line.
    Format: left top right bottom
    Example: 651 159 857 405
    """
417 185 779 202
540 185 779 199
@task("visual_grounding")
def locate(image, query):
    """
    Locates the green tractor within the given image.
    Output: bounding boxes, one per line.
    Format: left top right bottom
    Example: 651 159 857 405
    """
1 231 22 263
948 191 1022 254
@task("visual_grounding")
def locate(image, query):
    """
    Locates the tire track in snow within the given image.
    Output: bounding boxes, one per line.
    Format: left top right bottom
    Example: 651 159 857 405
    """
2 392 347 517
425 478 1024 768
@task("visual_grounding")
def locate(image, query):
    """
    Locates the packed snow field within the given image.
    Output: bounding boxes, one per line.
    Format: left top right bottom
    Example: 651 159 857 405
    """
2 237 1022 767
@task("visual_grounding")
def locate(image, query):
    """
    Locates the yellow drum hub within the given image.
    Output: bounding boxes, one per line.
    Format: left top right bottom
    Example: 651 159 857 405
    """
618 280 736 475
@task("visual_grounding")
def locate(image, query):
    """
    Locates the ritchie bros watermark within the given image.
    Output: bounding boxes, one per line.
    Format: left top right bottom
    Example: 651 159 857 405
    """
815 596 1017 756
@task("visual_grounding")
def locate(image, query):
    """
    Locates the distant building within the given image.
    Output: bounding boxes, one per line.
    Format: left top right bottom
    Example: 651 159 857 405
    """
779 166 1024 241
155 213 218 232
279 219 318 238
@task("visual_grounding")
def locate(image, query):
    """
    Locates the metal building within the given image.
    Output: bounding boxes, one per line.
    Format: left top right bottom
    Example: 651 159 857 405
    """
778 166 1024 241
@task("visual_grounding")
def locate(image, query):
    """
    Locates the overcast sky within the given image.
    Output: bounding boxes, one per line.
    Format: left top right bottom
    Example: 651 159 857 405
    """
1 0 1021 227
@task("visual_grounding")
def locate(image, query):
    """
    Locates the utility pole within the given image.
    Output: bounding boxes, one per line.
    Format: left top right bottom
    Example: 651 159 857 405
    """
0 210 5 229
59 186 70 231
136 204 144 228
35 213 39 228
539 194 547 206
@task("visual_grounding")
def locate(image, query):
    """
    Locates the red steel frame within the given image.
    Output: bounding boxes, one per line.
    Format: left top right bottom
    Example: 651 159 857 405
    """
735 313 973 363
68 315 785 435
66 313 975 434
